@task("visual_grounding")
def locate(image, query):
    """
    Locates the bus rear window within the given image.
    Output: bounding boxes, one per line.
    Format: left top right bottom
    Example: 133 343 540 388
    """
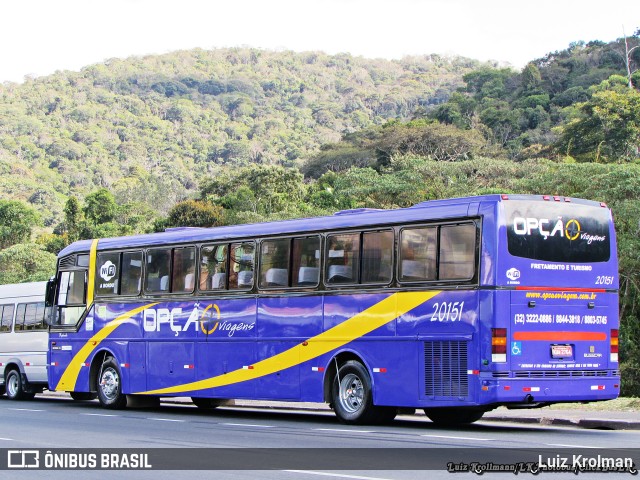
504 201 611 263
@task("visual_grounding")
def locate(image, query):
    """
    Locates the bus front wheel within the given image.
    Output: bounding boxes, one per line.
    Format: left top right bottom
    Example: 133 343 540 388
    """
332 361 380 425
424 408 484 425
5 369 34 401
96 358 127 409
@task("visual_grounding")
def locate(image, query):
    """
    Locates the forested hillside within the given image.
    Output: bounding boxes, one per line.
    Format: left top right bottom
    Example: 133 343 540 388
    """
0 48 480 224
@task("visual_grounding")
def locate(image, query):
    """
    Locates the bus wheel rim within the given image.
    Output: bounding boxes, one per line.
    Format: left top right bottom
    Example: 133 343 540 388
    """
100 368 119 401
338 373 364 414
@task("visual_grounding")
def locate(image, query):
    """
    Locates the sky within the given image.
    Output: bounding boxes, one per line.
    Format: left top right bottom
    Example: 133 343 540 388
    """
1 0 638 83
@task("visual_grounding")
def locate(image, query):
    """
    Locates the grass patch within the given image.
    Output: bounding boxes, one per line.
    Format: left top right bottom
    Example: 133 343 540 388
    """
549 397 640 412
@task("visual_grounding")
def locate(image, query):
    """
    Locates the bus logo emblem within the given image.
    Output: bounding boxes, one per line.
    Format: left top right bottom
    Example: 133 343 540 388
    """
99 261 117 282
506 268 520 281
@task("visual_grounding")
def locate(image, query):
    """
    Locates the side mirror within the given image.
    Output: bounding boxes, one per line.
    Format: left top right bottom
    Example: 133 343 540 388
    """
45 276 56 307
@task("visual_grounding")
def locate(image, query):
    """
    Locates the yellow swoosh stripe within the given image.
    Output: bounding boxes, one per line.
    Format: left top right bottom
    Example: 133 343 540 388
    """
86 239 99 306
139 290 440 395
55 303 159 391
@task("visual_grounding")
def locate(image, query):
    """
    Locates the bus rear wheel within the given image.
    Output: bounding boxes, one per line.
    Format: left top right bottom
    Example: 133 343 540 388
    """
96 358 127 409
424 408 484 425
5 369 34 401
332 360 387 425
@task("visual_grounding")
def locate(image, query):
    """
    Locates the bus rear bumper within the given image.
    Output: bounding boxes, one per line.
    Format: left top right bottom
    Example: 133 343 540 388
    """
479 376 621 406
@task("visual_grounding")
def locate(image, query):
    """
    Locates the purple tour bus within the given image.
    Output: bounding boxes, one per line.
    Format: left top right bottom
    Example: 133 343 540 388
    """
45 194 619 424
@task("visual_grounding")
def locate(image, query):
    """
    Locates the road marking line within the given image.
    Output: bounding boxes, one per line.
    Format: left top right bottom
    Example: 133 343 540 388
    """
546 443 599 449
421 434 494 441
81 413 119 417
8 408 44 412
221 423 274 428
285 471 394 480
148 418 186 422
0 438 14 441
313 428 375 434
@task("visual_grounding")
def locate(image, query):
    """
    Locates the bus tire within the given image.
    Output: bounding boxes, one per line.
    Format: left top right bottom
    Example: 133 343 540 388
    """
332 360 378 425
96 358 127 409
70 391 98 401
424 408 484 425
5 369 34 401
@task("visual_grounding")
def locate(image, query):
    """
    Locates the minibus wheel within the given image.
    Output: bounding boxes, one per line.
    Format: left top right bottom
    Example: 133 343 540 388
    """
5 369 34 401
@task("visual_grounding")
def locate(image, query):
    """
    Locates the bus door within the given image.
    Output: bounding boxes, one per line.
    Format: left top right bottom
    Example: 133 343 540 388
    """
47 263 88 389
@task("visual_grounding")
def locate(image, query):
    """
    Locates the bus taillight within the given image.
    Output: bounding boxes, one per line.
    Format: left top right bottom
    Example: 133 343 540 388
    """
492 328 507 363
610 329 619 362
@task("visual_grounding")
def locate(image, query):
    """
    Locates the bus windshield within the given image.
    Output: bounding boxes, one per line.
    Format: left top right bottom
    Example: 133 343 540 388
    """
504 201 610 263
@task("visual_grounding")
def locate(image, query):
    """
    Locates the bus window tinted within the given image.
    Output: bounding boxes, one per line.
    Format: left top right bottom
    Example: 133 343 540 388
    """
201 245 228 290
326 233 359 284
362 231 393 284
121 252 142 296
292 237 320 287
96 252 119 296
504 201 611 263
230 242 254 290
0 304 14 332
146 248 171 293
15 302 46 331
400 227 437 281
172 247 196 293
439 224 476 280
260 239 290 288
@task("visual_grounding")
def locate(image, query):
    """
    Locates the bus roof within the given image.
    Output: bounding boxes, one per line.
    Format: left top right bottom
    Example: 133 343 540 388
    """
0 282 47 300
58 194 606 257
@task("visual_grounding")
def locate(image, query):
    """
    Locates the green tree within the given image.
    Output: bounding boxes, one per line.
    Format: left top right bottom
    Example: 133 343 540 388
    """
162 200 224 229
0 243 56 283
202 165 307 218
557 86 640 162
64 196 82 242
0 200 42 249
83 188 118 225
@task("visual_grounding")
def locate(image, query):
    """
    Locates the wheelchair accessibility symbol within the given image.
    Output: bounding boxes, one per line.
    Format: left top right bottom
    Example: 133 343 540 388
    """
511 342 522 356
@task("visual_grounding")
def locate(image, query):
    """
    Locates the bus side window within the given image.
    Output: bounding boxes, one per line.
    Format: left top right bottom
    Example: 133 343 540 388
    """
14 304 26 331
19 302 46 331
229 242 254 290
362 230 393 284
172 247 196 293
0 304 14 332
399 228 437 282
260 239 290 288
200 245 228 291
96 252 120 296
326 233 359 284
121 251 143 296
292 236 320 287
439 224 476 280
146 248 171 293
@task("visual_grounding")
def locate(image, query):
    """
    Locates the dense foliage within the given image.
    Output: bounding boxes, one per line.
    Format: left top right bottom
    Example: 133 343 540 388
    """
0 48 480 225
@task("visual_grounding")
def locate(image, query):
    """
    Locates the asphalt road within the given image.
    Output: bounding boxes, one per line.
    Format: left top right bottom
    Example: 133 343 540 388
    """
1 396 638 480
